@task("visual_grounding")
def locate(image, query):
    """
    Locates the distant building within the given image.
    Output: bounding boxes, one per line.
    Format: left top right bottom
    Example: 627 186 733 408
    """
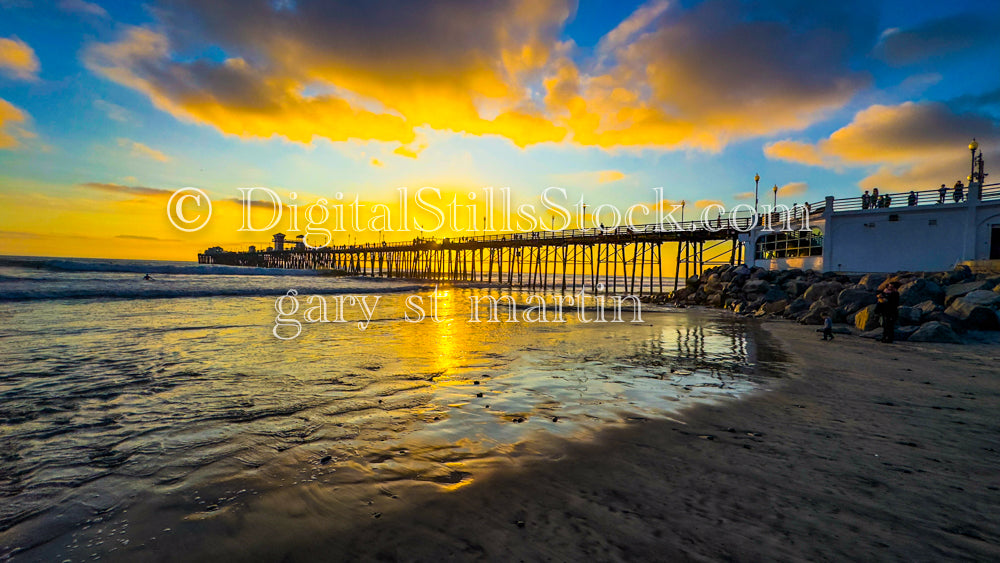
273 233 286 252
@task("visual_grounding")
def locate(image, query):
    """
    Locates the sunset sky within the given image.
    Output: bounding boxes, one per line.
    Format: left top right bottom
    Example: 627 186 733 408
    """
1 0 998 260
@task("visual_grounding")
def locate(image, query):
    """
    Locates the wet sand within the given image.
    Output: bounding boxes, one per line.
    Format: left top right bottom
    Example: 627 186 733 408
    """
291 319 1000 562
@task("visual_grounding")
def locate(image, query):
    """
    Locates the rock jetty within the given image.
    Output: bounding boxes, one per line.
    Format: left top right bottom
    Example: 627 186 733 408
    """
662 264 1000 343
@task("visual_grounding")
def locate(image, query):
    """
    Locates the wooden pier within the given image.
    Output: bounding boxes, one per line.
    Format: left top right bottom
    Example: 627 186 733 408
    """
199 219 758 294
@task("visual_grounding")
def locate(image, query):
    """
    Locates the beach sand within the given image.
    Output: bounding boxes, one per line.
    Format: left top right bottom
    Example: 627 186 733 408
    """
280 319 1000 562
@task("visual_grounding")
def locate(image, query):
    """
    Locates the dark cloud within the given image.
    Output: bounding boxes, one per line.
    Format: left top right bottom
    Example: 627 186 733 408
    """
80 182 172 196
876 12 1000 65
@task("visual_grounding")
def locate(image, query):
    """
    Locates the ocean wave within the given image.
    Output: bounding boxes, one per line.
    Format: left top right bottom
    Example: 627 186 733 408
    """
0 256 324 277
0 284 431 302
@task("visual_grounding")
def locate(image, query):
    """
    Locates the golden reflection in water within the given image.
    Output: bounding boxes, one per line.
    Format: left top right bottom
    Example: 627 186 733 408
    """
431 286 460 377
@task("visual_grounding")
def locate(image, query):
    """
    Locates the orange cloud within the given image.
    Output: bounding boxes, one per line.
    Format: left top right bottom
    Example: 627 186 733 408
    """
0 98 30 149
763 140 828 167
393 144 426 159
0 36 39 80
778 182 809 197
597 170 626 183
118 138 172 162
82 0 872 153
764 101 1000 191
370 157 384 167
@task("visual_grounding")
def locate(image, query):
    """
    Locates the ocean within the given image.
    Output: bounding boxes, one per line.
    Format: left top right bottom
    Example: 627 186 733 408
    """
0 256 778 560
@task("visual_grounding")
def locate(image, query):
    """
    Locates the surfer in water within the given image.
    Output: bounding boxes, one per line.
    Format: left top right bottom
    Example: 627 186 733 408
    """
143 273 153 281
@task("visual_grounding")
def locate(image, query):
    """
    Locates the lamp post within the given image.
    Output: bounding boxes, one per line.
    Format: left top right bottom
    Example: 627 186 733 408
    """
680 200 686 224
970 138 979 183
772 184 778 210
754 173 760 214
582 203 588 230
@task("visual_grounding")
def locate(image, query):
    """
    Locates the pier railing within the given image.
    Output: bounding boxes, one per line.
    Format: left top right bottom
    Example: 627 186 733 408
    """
831 183 1000 212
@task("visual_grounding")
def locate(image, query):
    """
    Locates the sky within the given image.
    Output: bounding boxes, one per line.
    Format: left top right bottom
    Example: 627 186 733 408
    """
1 0 998 260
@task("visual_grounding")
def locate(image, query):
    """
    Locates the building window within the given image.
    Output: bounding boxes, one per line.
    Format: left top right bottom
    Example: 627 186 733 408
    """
755 227 823 259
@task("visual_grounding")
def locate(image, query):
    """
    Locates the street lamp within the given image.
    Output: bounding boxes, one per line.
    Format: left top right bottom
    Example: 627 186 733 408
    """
582 203 588 230
970 138 979 183
754 173 760 214
680 200 686 223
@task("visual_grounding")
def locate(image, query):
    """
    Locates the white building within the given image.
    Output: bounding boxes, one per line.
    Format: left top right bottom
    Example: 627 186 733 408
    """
745 180 1000 273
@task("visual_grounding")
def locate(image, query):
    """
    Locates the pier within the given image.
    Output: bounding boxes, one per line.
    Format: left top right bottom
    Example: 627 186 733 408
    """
199 216 768 295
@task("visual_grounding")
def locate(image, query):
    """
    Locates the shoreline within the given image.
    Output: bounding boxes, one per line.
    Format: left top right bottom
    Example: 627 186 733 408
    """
275 318 1000 561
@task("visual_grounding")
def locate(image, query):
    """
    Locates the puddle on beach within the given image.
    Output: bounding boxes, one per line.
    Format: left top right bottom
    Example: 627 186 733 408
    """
0 287 784 559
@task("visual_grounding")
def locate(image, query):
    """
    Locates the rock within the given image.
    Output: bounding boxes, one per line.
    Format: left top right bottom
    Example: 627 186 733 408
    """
837 288 877 315
784 279 811 298
944 280 987 303
908 321 963 344
898 279 944 306
783 298 810 317
914 300 939 319
896 325 920 341
926 312 966 334
945 298 1000 330
858 273 887 291
707 293 723 308
799 307 833 325
758 300 787 315
853 304 881 332
961 290 1000 307
743 279 771 295
803 281 844 302
897 306 922 326
762 287 788 303
946 264 973 284
860 328 883 339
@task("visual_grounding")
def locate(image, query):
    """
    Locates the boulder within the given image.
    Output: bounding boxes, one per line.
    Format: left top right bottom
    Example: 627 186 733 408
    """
803 281 844 302
961 290 1000 307
784 279 811 298
944 280 987 302
914 300 939 319
897 306 922 326
896 325 920 341
853 304 881 332
858 273 886 291
837 288 877 315
783 298 811 317
757 300 787 315
799 307 833 325
743 279 771 295
860 328 883 339
908 321 963 344
946 264 974 284
762 287 789 303
898 279 944 306
945 298 1000 331
926 312 966 334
